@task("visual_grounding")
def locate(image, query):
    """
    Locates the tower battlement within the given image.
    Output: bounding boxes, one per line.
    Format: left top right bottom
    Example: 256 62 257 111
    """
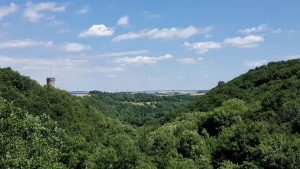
47 77 55 88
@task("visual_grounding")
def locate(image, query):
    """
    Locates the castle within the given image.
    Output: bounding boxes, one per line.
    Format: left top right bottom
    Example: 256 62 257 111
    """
46 77 55 88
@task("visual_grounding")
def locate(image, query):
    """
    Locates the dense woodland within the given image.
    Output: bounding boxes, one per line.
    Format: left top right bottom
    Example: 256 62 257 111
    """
84 91 197 125
0 59 300 168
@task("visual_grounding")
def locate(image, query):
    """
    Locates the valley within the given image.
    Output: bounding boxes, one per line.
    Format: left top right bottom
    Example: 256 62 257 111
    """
0 60 300 168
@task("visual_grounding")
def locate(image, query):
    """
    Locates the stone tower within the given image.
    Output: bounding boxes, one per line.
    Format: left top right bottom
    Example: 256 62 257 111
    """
47 77 55 88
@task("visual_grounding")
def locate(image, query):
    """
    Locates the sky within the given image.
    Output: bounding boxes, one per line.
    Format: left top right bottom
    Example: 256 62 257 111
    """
0 0 299 91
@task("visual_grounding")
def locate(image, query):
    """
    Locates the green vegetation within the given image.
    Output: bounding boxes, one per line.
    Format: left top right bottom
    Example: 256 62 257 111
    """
1 59 300 168
84 91 197 125
0 68 139 168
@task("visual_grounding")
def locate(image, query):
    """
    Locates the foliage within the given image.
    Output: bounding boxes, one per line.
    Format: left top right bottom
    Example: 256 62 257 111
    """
1 59 300 168
0 99 66 168
84 91 197 125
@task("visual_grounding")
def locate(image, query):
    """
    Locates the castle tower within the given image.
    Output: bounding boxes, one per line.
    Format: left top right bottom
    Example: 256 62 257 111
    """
47 77 55 88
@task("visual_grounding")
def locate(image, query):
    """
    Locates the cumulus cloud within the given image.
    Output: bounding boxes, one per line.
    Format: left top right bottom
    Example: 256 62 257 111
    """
79 24 114 38
0 3 17 20
184 41 221 54
176 57 203 64
243 60 268 67
117 15 129 26
23 2 65 22
63 42 91 52
114 54 173 65
112 26 210 42
78 6 89 14
0 39 53 49
224 35 264 48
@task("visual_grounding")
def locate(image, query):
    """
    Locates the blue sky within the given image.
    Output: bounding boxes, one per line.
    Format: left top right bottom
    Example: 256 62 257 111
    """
0 0 299 91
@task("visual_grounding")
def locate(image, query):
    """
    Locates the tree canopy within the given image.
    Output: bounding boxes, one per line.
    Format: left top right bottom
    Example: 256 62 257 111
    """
0 59 300 168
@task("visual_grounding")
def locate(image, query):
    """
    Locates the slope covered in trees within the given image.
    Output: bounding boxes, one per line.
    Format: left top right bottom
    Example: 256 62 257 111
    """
0 68 142 168
1 59 300 168
148 59 300 168
191 59 300 113
84 91 197 125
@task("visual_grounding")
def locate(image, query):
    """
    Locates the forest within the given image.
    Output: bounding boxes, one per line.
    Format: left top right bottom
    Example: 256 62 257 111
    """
0 59 300 169
84 91 198 125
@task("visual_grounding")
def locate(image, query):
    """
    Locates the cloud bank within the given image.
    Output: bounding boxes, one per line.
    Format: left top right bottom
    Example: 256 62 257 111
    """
0 3 17 20
114 54 173 65
23 2 65 22
112 26 210 42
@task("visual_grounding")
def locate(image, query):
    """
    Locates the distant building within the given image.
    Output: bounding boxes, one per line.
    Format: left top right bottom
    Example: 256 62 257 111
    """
47 77 55 88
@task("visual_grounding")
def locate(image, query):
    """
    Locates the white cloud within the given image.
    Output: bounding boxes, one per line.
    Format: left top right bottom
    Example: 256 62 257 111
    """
79 24 114 38
0 3 17 20
176 57 203 64
243 60 268 67
63 42 91 52
0 39 92 53
0 55 86 70
184 41 221 54
23 2 65 22
239 24 282 34
239 24 268 34
117 15 129 26
224 35 264 48
78 6 89 14
0 39 53 49
112 26 209 42
114 54 173 65
0 55 124 74
95 50 148 57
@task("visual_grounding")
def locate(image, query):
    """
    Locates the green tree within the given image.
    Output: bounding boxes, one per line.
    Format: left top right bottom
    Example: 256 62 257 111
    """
0 99 66 168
